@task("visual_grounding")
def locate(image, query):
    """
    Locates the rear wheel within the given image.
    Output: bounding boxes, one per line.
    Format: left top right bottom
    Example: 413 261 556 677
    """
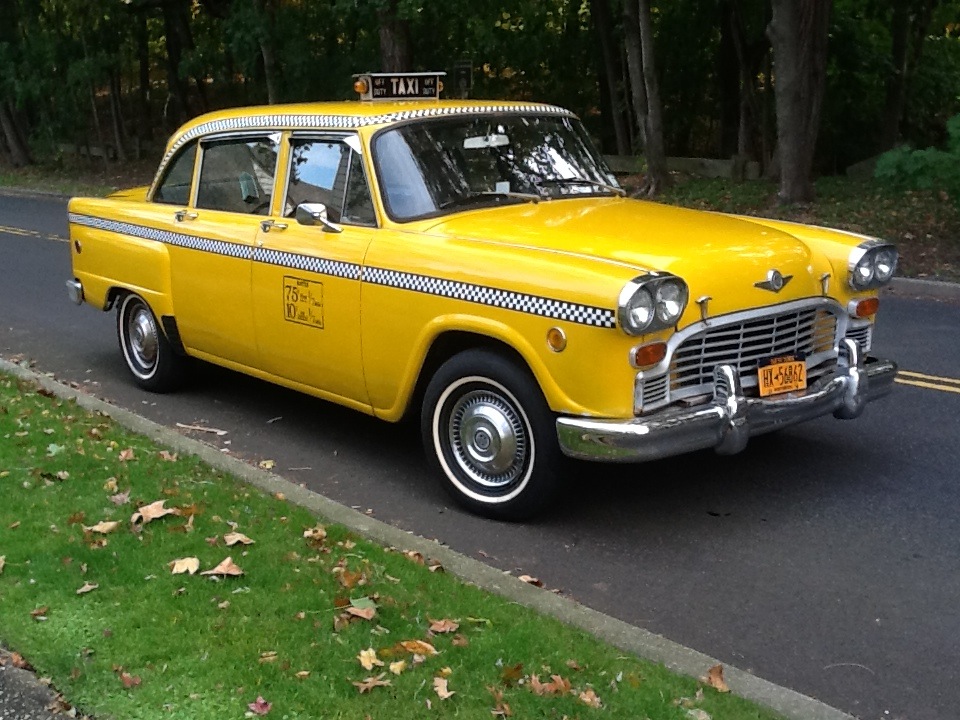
421 350 562 520
116 293 185 392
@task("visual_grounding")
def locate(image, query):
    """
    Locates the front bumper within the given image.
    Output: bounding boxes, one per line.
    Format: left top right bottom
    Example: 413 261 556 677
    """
556 339 897 462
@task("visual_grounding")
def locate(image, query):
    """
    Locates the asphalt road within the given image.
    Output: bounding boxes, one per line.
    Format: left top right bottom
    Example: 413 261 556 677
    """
3 191 959 720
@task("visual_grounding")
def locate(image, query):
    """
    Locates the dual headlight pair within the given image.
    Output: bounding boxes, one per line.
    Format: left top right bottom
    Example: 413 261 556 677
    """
848 240 898 291
617 274 689 336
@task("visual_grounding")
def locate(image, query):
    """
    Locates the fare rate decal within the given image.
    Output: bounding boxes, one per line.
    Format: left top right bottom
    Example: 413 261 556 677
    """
283 276 324 329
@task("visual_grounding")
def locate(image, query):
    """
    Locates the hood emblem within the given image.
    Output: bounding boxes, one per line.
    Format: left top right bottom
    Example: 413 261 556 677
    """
755 269 792 293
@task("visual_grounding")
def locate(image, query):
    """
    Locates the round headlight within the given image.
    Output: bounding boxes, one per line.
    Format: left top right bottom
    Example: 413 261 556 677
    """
874 247 898 282
622 287 655 334
853 257 875 289
656 281 687 325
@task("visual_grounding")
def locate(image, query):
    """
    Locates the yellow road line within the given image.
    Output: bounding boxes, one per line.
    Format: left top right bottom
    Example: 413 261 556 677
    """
897 370 960 387
895 378 960 394
0 224 66 242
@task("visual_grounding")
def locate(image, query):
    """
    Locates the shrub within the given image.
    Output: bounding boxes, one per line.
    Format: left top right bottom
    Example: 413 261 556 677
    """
875 115 960 205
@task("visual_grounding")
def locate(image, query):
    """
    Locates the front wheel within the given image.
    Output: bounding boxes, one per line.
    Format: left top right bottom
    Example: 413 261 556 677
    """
421 350 562 520
116 293 186 392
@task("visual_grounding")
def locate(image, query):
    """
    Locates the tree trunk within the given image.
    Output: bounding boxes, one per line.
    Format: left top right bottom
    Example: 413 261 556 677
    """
768 0 833 204
135 8 152 148
378 0 411 72
110 73 128 163
591 0 630 155
635 0 669 194
161 0 191 125
880 0 939 151
253 0 280 104
0 101 31 167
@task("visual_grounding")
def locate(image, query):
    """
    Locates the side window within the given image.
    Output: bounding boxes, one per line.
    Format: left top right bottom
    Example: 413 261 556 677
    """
153 142 197 205
196 136 279 214
286 139 376 227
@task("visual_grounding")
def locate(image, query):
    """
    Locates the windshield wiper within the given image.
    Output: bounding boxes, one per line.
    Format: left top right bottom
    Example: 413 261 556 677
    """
538 177 626 197
439 190 542 210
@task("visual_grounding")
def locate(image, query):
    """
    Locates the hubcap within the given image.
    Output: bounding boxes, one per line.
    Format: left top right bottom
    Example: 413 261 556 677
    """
448 389 527 489
129 306 158 370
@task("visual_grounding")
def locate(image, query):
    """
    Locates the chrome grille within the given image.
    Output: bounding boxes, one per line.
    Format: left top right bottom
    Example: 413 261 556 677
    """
845 323 873 355
671 307 838 393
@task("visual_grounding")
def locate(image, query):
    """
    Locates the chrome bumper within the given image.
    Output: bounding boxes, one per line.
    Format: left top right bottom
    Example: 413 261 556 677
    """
66 279 83 305
557 339 897 463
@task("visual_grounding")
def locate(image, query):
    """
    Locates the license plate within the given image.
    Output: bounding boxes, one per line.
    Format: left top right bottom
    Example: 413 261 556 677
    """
758 356 807 397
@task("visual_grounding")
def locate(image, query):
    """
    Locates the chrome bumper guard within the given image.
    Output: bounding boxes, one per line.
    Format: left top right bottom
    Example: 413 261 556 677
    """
556 339 897 463
66 279 83 305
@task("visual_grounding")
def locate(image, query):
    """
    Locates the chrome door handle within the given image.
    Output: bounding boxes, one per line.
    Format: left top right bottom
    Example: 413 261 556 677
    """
174 210 198 222
260 220 288 233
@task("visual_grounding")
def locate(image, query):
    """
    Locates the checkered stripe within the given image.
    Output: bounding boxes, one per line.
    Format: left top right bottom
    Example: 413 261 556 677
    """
69 213 617 329
362 267 616 328
153 104 575 189
253 247 360 280
68 213 250 259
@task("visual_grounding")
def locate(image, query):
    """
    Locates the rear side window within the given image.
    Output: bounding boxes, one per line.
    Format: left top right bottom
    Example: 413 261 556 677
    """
196 136 280 214
153 142 197 205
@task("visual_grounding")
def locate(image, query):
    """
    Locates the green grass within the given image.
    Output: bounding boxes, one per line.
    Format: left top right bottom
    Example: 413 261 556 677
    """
0 374 781 720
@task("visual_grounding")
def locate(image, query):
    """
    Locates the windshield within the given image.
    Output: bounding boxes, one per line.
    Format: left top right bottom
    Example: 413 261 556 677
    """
373 114 620 221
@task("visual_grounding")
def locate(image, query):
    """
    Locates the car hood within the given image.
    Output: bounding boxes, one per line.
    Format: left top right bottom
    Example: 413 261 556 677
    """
423 197 824 313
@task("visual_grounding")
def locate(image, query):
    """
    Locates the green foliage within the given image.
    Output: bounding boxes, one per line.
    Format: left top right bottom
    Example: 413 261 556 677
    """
874 115 960 204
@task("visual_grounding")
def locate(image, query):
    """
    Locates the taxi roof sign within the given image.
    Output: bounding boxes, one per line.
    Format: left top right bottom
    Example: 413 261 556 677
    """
353 72 445 101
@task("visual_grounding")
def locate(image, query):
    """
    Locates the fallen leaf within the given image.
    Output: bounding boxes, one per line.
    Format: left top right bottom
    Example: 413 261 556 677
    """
686 710 712 720
400 640 438 656
9 521 20 529
118 448 135 462
224 532 255 546
529 674 571 696
346 606 377 621
518 574 543 587
8 652 31 670
500 663 524 686
404 550 425 564
438 666 453 677
31 606 49 621
579 688 602 708
259 651 278 664
702 664 729 693
130 500 179 526
358 648 384 671
489 685 513 717
303 525 327 543
120 671 141 688
566 659 583 671
389 660 406 675
218 600 230 610
103 477 118 492
158 450 178 462
0 556 5 575
433 676 455 700
352 674 391 693
84 521 120 535
56 470 70 481
259 459 275 470
169 557 200 575
247 695 272 715
452 633 469 647
200 557 244 577
428 561 444 573
76 582 99 595
295 670 310 679
429 618 460 633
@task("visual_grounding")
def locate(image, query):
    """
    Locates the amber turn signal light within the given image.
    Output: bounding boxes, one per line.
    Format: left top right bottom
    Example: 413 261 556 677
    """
353 78 369 95
632 341 667 367
851 297 880 318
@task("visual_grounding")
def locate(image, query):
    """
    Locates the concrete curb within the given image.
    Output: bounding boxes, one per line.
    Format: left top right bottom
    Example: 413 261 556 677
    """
886 276 960 302
1 358 857 720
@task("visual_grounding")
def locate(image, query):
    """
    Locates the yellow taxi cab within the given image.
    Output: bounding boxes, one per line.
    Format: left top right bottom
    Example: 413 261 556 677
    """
66 72 898 519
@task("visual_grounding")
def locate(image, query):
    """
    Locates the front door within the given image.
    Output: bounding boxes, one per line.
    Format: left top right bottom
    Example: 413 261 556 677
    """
251 133 377 409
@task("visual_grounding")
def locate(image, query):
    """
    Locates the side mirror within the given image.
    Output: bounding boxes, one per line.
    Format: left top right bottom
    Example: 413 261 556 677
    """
295 202 343 233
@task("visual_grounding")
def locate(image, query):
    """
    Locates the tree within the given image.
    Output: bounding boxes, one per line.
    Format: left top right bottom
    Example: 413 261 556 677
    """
623 0 669 194
768 0 833 203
